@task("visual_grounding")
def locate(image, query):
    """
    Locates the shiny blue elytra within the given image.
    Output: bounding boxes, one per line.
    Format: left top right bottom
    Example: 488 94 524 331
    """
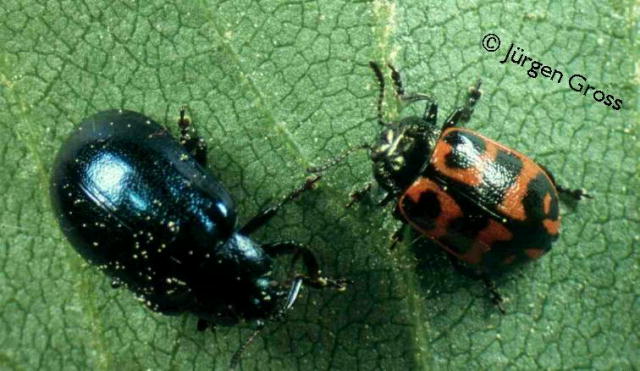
50 109 347 331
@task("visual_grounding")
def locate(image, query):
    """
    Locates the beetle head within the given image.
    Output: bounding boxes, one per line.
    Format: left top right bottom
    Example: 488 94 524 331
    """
371 115 439 195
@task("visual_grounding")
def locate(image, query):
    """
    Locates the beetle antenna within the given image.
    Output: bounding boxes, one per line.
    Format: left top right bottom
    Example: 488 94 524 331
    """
307 143 371 173
227 276 306 370
229 324 265 370
369 61 387 126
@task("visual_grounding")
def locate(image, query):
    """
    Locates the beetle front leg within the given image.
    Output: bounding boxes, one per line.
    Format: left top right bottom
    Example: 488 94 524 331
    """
423 102 438 126
346 182 373 208
539 164 592 200
387 64 435 105
389 223 409 250
177 106 208 165
262 241 350 291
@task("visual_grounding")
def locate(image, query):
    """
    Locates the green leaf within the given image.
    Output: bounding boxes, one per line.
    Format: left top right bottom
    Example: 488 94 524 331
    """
1 0 638 370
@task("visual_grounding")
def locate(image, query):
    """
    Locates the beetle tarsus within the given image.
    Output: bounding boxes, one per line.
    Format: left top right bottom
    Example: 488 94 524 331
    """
482 275 506 315
556 185 593 200
537 164 590 201
447 256 506 313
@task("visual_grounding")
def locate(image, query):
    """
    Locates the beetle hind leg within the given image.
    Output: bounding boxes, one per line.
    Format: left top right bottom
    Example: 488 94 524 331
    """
481 275 506 314
447 255 506 314
177 106 208 165
556 184 592 200
539 164 592 201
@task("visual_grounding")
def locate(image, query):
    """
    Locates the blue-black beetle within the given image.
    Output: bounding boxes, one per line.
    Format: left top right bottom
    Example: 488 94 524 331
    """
50 109 348 364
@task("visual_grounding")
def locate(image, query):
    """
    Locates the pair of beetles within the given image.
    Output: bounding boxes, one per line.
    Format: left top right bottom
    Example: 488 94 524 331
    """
50 62 588 365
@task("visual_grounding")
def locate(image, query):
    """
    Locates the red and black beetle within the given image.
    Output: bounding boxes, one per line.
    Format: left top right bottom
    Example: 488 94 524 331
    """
310 62 590 311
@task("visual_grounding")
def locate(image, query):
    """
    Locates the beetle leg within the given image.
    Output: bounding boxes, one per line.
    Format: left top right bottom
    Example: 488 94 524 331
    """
377 191 397 207
262 241 319 281
262 241 350 291
447 255 505 314
538 164 592 200
481 275 506 314
229 256 342 368
400 93 434 104
346 182 373 208
196 319 210 332
423 102 438 126
389 223 409 250
177 106 208 165
442 108 463 130
293 273 351 291
556 185 592 200
442 80 482 130
350 184 398 208
240 175 321 235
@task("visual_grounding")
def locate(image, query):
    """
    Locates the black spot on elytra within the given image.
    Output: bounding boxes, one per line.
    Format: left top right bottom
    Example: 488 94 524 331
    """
449 212 490 236
476 149 523 207
494 150 523 181
401 190 440 230
547 194 559 218
444 209 491 255
523 173 558 221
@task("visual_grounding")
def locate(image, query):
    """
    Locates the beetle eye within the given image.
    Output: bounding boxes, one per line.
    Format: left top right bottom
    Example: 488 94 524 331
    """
391 156 405 171
401 136 415 152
